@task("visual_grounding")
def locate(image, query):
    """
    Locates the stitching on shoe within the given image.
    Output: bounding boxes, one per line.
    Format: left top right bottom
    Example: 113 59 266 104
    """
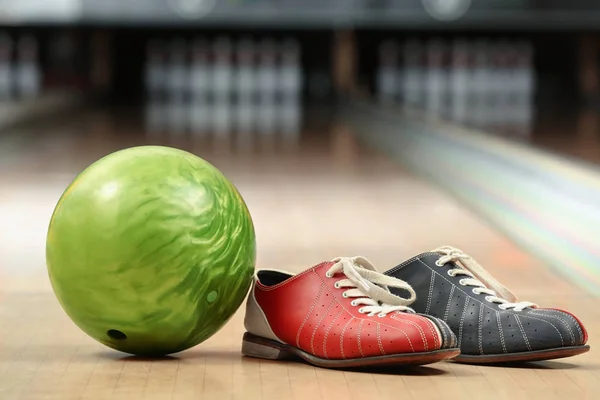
311 298 336 356
376 323 414 352
496 310 508 353
388 314 431 351
412 257 577 353
478 305 484 355
433 319 447 350
518 313 564 346
514 315 532 351
357 319 364 357
528 311 576 346
425 270 435 315
323 307 344 359
443 286 455 321
296 282 325 348
416 258 528 317
458 296 470 348
416 259 481 305
339 316 355 359
376 323 385 355
554 311 585 343
407 313 441 350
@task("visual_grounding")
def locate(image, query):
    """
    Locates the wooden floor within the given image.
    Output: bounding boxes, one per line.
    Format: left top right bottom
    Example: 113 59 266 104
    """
0 112 598 399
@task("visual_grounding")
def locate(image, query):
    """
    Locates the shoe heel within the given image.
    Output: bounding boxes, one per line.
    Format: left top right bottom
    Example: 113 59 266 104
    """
241 332 294 361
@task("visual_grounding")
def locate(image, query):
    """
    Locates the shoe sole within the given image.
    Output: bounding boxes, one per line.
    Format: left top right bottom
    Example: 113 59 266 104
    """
241 332 460 368
453 345 590 364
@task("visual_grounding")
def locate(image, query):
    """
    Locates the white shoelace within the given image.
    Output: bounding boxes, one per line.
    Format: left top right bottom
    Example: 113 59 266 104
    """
433 246 537 311
326 256 417 317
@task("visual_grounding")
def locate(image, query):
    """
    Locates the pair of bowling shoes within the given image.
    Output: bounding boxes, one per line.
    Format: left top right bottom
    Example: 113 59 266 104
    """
241 246 589 368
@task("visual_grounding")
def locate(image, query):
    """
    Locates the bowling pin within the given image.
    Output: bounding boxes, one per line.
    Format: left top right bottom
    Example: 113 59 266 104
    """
211 36 233 138
234 37 257 139
425 38 447 115
145 39 168 134
256 38 278 140
402 38 425 108
166 38 189 134
449 38 470 123
15 34 41 99
189 38 210 135
491 40 512 131
512 40 535 136
0 33 13 102
377 40 399 105
471 38 493 128
278 38 302 145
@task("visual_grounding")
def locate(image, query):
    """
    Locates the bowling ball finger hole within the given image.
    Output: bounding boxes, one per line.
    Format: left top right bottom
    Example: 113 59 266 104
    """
107 329 127 340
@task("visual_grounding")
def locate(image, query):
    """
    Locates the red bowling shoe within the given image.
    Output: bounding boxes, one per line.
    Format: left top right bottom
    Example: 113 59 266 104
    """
242 256 460 368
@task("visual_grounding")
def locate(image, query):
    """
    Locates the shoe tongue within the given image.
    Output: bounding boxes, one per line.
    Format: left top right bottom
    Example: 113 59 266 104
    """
432 249 519 303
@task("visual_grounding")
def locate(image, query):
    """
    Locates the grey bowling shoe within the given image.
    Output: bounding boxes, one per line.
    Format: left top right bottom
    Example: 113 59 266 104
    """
385 246 590 364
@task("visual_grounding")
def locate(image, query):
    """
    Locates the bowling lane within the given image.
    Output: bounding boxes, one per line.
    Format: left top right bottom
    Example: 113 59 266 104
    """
367 34 600 296
501 104 600 167
1 111 598 399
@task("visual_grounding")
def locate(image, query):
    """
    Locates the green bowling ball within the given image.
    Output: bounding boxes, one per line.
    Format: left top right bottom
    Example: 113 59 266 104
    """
46 146 256 356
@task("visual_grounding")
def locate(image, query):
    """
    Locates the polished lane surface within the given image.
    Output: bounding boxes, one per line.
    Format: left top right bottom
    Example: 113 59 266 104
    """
0 111 597 399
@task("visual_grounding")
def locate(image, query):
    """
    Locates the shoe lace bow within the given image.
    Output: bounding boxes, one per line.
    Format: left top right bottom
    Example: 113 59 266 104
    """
433 246 537 311
327 256 417 317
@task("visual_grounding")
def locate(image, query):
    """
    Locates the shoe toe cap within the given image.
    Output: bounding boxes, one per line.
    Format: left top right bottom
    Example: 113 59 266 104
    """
418 314 458 350
521 308 588 349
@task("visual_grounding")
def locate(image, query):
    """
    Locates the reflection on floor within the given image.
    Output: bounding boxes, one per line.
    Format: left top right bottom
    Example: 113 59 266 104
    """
446 103 600 169
347 100 600 295
0 111 598 399
527 106 600 167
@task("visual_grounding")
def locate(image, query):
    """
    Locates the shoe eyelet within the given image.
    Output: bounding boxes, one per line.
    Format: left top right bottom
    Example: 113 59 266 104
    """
325 272 333 278
358 307 365 314
377 313 385 318
447 270 455 277
484 296 493 303
458 278 466 285
334 282 340 289
472 288 481 295
342 292 348 298
435 261 444 267
350 300 357 306
498 304 507 310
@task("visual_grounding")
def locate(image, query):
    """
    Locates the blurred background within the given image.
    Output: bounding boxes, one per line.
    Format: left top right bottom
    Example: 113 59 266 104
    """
2 0 600 297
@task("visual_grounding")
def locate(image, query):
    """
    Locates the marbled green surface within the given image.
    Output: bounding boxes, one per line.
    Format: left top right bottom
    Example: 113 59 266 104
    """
46 146 256 356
